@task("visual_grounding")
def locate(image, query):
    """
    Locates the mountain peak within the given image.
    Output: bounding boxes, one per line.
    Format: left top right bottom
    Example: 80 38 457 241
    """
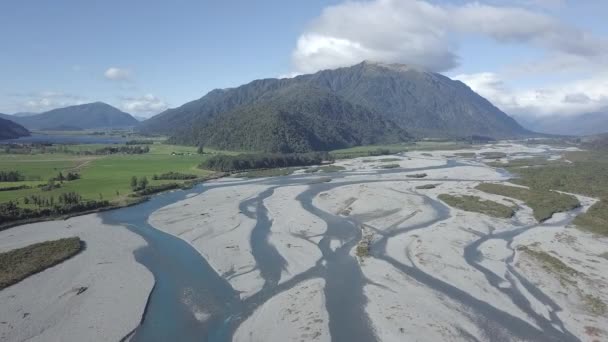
360 60 427 73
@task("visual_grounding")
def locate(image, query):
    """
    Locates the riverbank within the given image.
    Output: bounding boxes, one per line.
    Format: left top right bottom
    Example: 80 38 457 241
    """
0 214 153 342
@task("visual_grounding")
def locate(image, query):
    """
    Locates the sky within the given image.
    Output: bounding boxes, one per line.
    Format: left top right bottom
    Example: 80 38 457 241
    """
0 0 606 118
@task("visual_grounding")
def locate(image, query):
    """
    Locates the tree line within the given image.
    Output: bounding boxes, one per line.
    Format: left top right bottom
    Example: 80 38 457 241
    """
0 197 110 225
126 140 154 145
93 145 150 155
152 172 197 180
51 172 80 182
0 171 25 182
199 152 330 172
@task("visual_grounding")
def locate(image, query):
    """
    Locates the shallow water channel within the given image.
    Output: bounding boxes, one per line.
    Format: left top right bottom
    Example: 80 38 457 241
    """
100 158 581 342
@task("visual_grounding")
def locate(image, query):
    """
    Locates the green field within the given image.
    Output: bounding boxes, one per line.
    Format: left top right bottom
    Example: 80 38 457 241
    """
0 144 223 206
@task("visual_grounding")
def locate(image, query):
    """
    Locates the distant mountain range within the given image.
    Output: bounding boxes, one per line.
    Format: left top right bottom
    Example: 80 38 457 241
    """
140 61 529 152
0 102 138 131
0 117 29 140
513 110 608 136
13 112 38 117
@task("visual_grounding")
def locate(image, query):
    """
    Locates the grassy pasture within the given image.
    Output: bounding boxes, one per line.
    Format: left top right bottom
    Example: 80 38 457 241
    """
0 144 218 206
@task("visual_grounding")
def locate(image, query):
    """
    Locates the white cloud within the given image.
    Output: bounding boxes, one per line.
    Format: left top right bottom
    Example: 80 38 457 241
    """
292 0 455 73
120 94 168 115
290 0 607 74
454 72 608 116
104 67 132 81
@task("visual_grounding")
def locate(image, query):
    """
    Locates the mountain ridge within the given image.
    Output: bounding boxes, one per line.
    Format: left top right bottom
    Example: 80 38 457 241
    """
0 102 138 130
139 61 532 151
513 110 608 136
0 116 30 140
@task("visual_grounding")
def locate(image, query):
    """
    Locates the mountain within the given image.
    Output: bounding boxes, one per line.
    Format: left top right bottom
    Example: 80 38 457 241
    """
303 61 528 138
140 62 529 151
513 110 608 136
0 102 138 130
175 84 409 152
0 117 30 140
13 112 38 117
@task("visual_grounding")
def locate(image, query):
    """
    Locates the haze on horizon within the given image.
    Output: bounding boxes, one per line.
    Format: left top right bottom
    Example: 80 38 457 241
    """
1 0 607 119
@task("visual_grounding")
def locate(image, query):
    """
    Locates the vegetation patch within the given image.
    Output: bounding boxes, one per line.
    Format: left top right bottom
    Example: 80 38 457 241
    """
493 151 608 235
517 246 579 285
0 237 83 290
481 152 507 159
599 252 608 260
0 198 111 227
304 165 345 173
92 145 150 155
407 173 428 178
152 171 198 180
438 194 515 218
488 157 558 169
240 167 300 178
356 230 374 259
476 183 579 222
200 152 327 172
378 158 401 162
131 183 182 197
331 146 406 159
455 152 476 158
583 294 607 316
380 164 400 169
0 185 30 192
416 184 438 190
0 171 25 182
126 140 154 145
573 202 608 236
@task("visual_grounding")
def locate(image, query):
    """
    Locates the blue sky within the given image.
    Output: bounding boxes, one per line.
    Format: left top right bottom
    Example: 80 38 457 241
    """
1 0 606 117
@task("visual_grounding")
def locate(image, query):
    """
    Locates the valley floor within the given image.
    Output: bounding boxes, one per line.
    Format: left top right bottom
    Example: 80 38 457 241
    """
1 142 607 341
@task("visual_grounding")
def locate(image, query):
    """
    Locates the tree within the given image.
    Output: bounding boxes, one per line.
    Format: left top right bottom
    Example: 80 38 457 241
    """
130 176 138 190
138 176 148 190
197 144 204 154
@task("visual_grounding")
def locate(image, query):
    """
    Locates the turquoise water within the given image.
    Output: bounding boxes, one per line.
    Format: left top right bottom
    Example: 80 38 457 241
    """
98 158 576 342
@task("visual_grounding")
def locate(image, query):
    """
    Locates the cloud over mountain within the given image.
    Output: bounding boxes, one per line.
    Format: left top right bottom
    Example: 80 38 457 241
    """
120 94 168 115
291 0 606 75
289 0 608 117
